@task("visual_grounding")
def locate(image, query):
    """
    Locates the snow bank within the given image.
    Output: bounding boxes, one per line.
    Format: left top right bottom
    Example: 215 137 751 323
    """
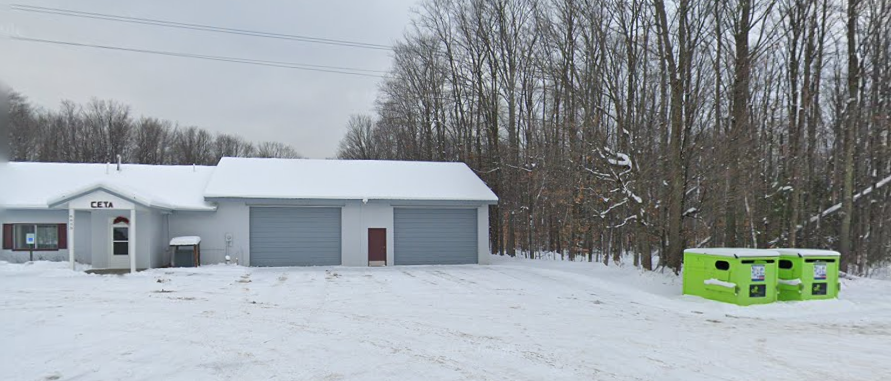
1 257 889 381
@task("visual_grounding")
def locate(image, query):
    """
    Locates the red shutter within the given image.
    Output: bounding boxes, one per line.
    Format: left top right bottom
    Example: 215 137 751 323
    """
2 224 12 250
57 224 68 250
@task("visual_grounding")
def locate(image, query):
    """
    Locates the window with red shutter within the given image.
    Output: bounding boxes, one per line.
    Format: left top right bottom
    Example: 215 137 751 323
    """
4 224 62 251
2 224 12 250
58 224 68 249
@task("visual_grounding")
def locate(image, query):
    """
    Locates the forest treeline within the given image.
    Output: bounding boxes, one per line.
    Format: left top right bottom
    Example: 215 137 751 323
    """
337 0 891 274
6 91 301 165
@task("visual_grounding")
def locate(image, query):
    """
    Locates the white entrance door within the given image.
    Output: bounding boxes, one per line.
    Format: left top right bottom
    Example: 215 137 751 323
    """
108 219 131 268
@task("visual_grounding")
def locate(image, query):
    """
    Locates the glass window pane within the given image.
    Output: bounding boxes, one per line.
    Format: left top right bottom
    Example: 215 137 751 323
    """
113 227 129 241
113 242 129 255
13 225 35 249
37 225 58 249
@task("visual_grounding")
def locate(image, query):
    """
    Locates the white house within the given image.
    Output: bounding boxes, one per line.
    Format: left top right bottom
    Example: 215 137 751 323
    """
0 158 498 272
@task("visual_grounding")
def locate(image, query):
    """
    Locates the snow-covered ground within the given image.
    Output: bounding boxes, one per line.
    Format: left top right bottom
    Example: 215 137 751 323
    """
1 257 889 381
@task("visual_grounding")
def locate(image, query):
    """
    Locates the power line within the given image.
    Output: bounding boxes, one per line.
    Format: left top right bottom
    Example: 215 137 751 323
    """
10 4 393 51
12 36 387 78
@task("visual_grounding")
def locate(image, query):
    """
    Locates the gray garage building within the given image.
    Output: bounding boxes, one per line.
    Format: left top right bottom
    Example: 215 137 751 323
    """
0 158 498 271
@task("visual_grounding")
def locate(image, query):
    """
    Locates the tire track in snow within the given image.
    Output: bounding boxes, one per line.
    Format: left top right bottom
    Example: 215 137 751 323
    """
399 269 438 285
422 269 479 290
332 309 582 377
431 269 477 285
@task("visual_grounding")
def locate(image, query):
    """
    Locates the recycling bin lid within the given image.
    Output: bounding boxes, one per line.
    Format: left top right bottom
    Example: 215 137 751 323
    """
684 248 780 258
775 248 841 258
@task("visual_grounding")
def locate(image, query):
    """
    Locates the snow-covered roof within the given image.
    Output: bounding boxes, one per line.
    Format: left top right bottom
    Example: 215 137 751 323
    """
47 182 177 210
0 162 216 211
684 248 781 258
203 157 499 203
0 158 498 209
169 236 201 246
775 248 841 257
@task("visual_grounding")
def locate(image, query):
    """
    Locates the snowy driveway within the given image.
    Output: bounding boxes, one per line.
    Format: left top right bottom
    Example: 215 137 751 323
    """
1 257 889 381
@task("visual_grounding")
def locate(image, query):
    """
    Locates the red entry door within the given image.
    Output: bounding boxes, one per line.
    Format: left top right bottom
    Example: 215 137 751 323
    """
368 228 387 264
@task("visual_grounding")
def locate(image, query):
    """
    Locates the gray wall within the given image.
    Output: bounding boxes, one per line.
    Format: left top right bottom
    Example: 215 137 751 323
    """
193 200 490 267
167 202 249 265
2 200 493 268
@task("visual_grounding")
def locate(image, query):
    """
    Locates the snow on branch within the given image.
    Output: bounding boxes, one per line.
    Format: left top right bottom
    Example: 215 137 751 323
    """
602 147 633 169
607 152 632 168
625 187 643 204
583 166 614 181
609 215 638 229
808 173 891 223
696 236 712 247
599 199 628 218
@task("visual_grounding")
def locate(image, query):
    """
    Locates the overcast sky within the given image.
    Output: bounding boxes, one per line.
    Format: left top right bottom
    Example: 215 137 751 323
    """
0 0 417 158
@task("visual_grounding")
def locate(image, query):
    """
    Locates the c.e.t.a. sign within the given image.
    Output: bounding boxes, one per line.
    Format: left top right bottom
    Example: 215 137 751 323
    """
90 201 115 208
66 190 135 210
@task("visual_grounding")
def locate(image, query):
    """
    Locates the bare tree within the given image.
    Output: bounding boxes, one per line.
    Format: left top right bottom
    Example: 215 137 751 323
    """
7 92 303 166
332 0 891 272
337 114 380 159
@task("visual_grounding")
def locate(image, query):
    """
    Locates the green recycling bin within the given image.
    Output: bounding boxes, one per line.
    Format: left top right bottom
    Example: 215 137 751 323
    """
683 248 779 306
775 249 841 301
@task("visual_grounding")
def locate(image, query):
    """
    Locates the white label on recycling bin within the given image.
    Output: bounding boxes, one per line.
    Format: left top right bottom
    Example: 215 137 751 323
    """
751 264 765 282
814 263 827 280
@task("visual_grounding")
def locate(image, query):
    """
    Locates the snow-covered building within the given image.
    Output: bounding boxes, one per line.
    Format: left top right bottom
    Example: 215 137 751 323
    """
0 158 498 272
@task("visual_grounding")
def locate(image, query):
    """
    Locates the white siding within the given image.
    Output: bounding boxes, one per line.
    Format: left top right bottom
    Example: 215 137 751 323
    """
1 208 163 268
88 209 162 269
340 201 395 266
89 211 109 269
74 211 92 264
140 210 165 268
167 202 249 265
340 202 362 266
478 205 491 264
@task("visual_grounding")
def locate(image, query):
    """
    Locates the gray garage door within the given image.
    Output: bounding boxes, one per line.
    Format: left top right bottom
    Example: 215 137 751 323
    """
394 208 478 265
249 207 342 266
